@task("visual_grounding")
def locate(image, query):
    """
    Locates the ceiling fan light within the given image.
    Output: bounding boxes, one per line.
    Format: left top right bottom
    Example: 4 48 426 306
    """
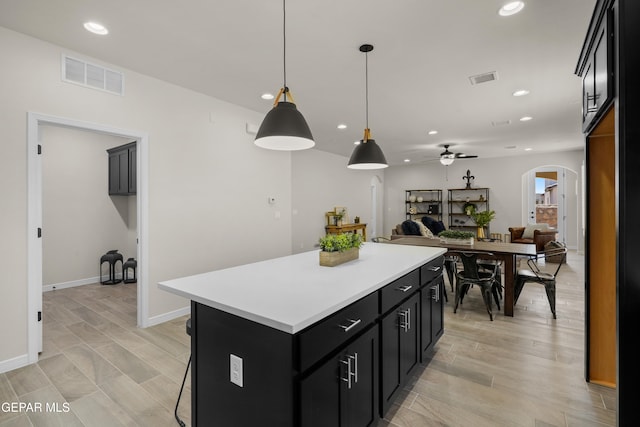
440 155 455 166
254 101 315 150
348 139 388 169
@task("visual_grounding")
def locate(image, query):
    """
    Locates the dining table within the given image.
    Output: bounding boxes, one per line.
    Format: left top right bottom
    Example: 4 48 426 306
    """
388 236 537 316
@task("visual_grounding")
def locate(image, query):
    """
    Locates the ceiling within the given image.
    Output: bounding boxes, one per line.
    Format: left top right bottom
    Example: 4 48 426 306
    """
0 0 596 166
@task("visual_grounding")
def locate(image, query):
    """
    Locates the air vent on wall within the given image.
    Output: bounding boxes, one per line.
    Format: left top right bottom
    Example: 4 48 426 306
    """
469 71 498 85
62 55 124 95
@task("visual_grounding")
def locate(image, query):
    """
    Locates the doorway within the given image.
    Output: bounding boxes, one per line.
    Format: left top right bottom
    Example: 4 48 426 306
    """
522 166 578 249
27 112 149 363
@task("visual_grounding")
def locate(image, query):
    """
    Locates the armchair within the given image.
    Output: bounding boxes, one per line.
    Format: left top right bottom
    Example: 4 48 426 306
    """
508 225 557 252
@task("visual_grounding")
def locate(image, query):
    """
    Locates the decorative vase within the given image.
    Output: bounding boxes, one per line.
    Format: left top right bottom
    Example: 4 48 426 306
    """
417 196 423 202
409 195 417 202
319 248 359 267
477 227 486 239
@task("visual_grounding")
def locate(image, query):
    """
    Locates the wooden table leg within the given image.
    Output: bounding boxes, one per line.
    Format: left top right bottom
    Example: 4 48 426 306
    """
503 255 515 316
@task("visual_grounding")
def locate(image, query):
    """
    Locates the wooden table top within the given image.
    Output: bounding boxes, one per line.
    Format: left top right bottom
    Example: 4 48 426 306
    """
389 236 537 257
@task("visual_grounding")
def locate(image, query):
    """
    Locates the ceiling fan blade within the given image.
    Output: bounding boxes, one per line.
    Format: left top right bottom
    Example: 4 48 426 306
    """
455 153 478 159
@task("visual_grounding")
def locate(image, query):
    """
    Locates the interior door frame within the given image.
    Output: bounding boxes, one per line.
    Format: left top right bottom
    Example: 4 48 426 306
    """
27 112 149 363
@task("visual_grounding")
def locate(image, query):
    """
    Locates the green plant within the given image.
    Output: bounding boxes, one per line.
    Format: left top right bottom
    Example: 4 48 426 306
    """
319 233 363 252
438 230 475 239
471 210 496 228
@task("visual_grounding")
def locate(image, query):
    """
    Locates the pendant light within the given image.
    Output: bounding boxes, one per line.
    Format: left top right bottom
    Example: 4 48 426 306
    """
254 0 314 151
348 44 388 170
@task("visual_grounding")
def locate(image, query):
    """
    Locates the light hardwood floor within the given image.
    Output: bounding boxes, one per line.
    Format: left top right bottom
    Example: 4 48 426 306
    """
0 251 616 426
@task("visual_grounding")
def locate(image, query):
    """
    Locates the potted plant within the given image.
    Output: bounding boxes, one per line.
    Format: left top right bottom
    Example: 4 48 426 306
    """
319 233 363 266
438 230 475 245
333 209 346 226
471 210 496 239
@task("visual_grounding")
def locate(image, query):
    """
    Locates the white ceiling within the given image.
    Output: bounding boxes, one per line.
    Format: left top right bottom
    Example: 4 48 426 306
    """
0 0 596 166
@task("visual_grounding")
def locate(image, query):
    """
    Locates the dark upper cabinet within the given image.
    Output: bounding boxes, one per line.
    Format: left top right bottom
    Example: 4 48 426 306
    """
579 5 614 133
107 142 136 195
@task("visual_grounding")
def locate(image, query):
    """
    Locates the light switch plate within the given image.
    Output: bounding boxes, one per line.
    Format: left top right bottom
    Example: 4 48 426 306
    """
230 354 243 387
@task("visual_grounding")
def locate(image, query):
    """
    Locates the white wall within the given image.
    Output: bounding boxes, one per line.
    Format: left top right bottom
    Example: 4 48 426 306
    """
383 149 584 251
41 126 136 287
291 149 384 253
0 26 292 366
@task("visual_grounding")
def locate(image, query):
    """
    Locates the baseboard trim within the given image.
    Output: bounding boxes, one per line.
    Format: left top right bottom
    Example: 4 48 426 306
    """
43 275 123 292
146 306 191 327
0 354 30 374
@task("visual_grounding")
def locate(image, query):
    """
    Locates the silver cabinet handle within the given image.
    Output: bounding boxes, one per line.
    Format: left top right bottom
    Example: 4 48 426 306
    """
432 284 440 302
351 353 358 384
341 353 359 390
396 285 413 293
340 357 352 389
338 318 361 332
428 266 441 272
398 309 410 332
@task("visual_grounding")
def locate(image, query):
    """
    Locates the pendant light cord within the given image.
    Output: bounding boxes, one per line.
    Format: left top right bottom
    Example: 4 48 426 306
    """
282 0 287 102
365 50 369 132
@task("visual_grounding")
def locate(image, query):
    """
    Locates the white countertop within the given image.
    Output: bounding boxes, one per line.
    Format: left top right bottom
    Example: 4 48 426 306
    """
158 243 447 334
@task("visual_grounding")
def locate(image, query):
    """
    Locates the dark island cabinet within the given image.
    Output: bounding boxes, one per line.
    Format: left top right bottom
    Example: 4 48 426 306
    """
300 325 379 427
421 276 445 360
107 142 136 195
380 292 420 414
190 255 445 426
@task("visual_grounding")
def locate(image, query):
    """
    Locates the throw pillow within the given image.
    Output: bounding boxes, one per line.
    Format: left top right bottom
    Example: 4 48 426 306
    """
413 220 434 238
431 220 446 235
401 220 421 236
522 223 549 239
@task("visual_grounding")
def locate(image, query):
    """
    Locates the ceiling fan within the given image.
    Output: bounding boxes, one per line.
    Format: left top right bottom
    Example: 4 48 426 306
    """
438 144 478 165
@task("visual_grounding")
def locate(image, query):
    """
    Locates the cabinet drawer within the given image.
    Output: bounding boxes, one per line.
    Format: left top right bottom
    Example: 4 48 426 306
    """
420 256 444 286
380 269 420 314
298 292 378 372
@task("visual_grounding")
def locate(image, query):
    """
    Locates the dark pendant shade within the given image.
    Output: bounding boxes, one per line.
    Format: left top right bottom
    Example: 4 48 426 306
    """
347 139 389 169
254 101 315 151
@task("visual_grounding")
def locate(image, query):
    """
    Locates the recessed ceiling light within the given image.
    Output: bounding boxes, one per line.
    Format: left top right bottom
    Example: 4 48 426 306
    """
337 124 347 130
404 159 411 163
520 116 533 121
428 130 438 135
354 140 360 145
261 93 274 100
512 89 530 97
525 147 533 151
83 22 108 35
499 1 525 16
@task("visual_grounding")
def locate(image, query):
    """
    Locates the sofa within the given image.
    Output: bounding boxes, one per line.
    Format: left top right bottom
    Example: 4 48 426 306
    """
508 225 557 252
391 217 446 240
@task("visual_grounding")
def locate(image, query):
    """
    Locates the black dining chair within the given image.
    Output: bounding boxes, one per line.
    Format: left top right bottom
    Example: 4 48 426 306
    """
514 246 567 319
454 252 501 321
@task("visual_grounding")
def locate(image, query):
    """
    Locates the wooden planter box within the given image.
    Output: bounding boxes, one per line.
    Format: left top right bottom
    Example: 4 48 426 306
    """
319 248 359 267
439 237 474 245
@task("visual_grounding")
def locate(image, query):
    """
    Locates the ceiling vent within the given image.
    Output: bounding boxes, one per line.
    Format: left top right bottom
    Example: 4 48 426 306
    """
491 120 511 127
469 71 498 85
62 55 124 95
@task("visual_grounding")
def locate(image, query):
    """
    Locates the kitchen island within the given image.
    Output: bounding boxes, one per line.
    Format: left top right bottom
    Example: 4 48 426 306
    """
159 243 447 426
